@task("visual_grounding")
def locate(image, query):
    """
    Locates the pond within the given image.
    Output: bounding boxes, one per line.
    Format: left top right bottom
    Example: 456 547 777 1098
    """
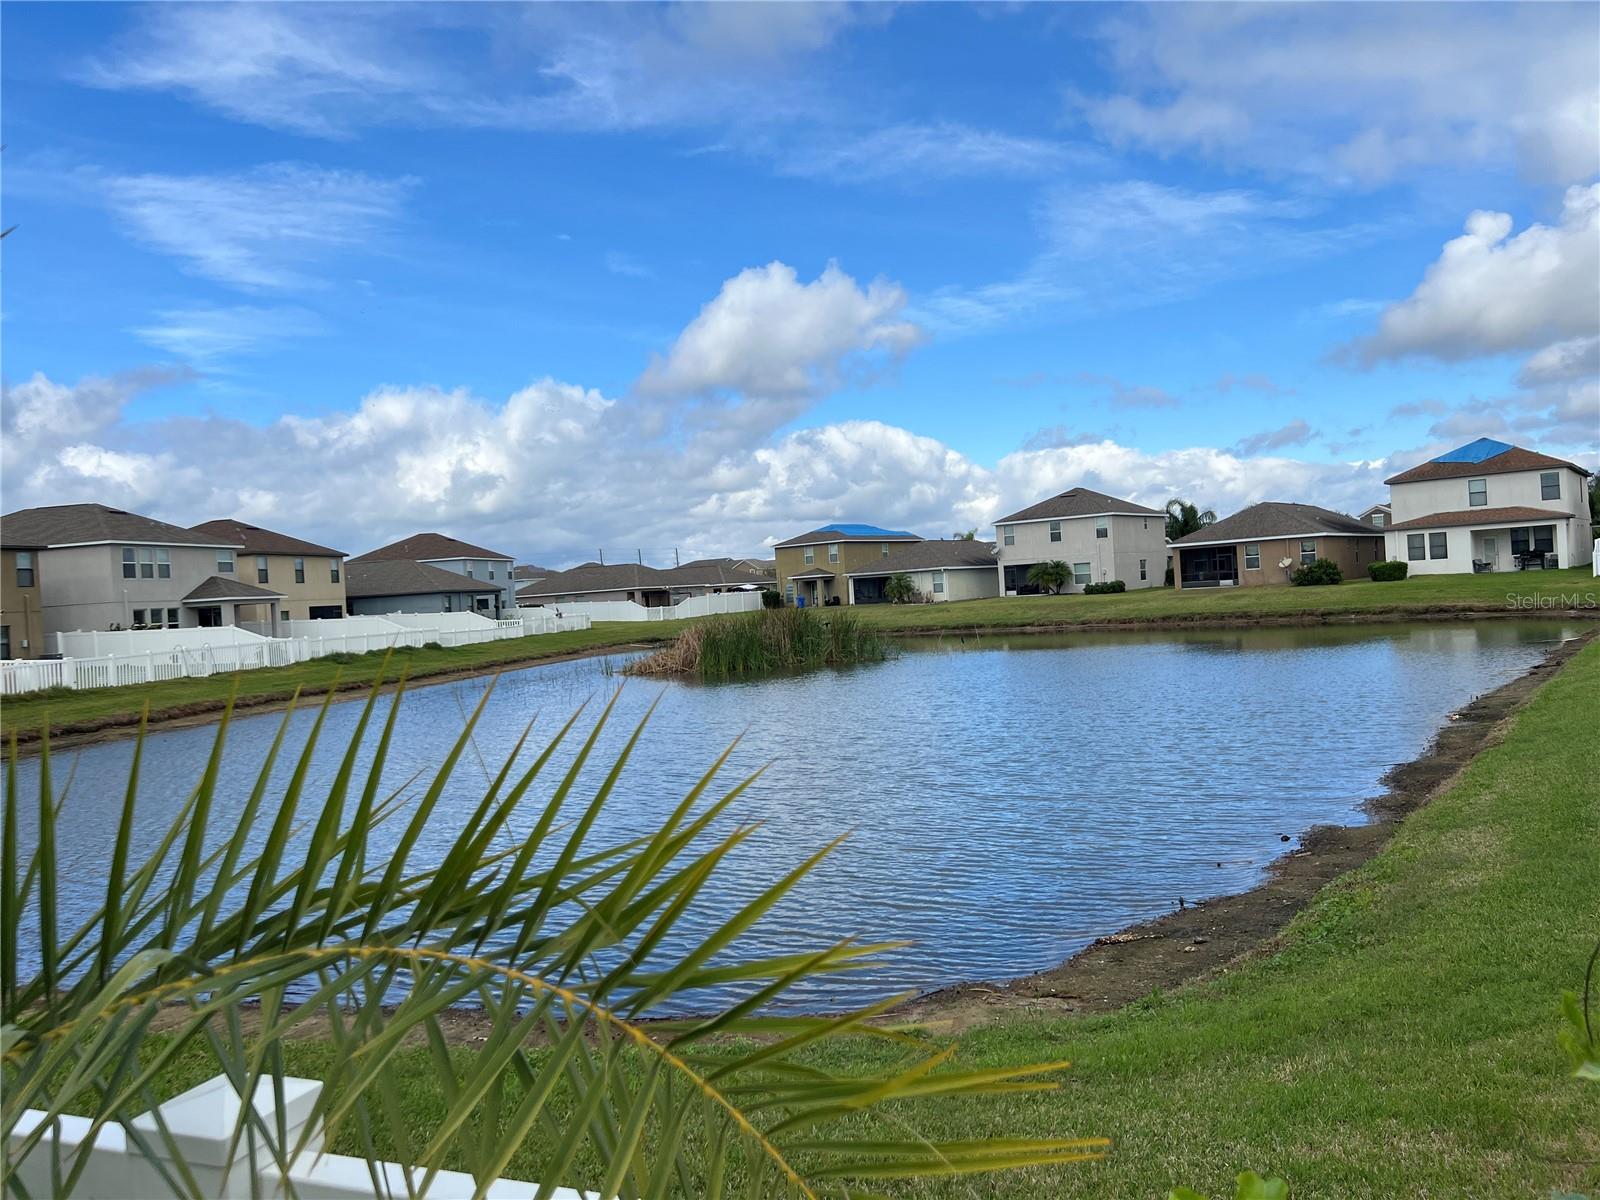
10 619 1583 1014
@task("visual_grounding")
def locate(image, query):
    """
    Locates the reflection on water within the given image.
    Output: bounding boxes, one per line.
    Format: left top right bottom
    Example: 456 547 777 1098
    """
10 620 1581 1013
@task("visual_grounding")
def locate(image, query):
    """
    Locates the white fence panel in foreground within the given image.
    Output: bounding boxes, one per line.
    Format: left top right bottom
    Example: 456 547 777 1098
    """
8 1073 590 1200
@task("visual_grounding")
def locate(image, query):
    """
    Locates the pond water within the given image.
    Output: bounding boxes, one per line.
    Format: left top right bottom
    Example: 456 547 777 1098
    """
10 620 1582 1014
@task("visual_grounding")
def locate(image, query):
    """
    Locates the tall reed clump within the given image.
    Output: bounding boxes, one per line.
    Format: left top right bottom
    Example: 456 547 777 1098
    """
626 607 894 679
2 666 1104 1199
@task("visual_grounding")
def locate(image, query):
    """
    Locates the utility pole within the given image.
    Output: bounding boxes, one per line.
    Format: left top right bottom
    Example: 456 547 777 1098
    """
598 549 604 565
636 548 642 565
674 547 680 567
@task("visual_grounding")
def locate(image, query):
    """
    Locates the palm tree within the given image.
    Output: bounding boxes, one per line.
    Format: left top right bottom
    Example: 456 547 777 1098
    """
1027 560 1070 595
951 529 978 540
3 674 1103 1196
885 571 918 603
1165 498 1218 542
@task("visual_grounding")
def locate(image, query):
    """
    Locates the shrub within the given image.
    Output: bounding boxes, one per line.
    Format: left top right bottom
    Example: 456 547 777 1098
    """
1292 558 1344 586
1083 580 1126 595
1369 560 1409 582
1027 561 1070 595
760 588 782 608
422 640 444 649
323 650 361 664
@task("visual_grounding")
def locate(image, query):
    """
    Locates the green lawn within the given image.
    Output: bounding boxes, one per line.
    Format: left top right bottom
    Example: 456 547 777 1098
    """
66 634 1600 1197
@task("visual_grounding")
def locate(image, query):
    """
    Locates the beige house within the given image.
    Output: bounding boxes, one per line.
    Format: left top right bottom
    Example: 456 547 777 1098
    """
1 543 46 659
191 519 347 626
993 487 1168 594
772 524 922 606
1170 503 1386 589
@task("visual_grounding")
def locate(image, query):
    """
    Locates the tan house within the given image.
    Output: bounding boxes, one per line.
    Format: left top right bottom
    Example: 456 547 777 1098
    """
191 519 348 626
1169 503 1386 589
773 524 922 606
1 542 46 659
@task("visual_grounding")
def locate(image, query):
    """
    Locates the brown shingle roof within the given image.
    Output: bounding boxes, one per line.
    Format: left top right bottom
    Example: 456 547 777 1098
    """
787 567 842 580
2 503 241 549
518 558 775 600
845 540 997 575
1170 502 1377 546
182 576 284 603
1385 445 1590 485
352 532 516 563
1386 505 1565 531
995 487 1165 525
190 519 345 558
346 560 504 599
773 525 922 549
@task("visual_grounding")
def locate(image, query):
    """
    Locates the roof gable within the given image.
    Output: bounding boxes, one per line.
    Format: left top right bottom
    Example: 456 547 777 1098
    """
773 525 923 549
190 519 345 558
352 532 516 563
346 559 504 599
1384 442 1590 485
995 487 1165 525
1170 502 1377 546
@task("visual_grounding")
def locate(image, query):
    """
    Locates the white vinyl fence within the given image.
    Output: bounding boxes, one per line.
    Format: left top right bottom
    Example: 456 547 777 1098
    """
527 590 765 624
0 611 593 696
8 1073 590 1200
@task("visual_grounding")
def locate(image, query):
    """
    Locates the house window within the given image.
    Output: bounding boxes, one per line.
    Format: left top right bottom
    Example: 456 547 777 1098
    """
294 557 306 584
330 561 341 583
1429 532 1448 560
489 565 497 580
828 544 840 563
443 596 453 612
1407 534 1426 561
1468 478 1487 506
1095 518 1108 539
1372 513 1385 528
217 550 235 574
167 608 180 627
1244 544 1261 570
256 555 269 583
465 565 474 577
1002 526 1014 546
137 548 155 579
803 547 814 565
1 626 9 659
1300 540 1317 565
15 551 33 588
1049 521 1062 542
1541 471 1561 501
122 548 136 578
132 609 146 626
1139 558 1148 581
1143 517 1149 530
156 548 170 579
1072 562 1091 586
932 571 944 594
881 544 890 558
1511 526 1556 556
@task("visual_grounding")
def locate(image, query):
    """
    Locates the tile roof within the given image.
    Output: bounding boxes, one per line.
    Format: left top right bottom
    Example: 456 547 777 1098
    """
190 519 345 558
346 560 504 599
1385 442 1590 485
995 487 1165 524
2 503 241 549
773 525 922 549
845 539 998 574
1386 506 1566 531
1170 502 1379 546
351 532 516 563
182 576 284 603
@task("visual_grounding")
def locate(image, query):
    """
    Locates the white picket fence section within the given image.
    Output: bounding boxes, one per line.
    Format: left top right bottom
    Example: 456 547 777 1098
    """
526 590 765 623
8 1073 591 1200
0 612 594 696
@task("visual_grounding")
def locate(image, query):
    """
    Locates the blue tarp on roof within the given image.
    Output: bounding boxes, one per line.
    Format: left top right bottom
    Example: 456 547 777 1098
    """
819 523 918 539
1432 437 1514 464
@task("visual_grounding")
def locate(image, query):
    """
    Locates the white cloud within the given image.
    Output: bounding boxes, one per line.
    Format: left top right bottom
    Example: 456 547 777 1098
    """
132 305 326 363
772 122 1095 182
1074 4 1600 185
1516 336 1600 387
603 251 654 280
1347 185 1600 364
1234 419 1315 456
638 261 923 400
100 163 412 290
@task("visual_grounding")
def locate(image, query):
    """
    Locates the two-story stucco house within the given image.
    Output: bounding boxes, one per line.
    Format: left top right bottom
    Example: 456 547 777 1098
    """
773 524 922 606
1 538 45 660
0 503 280 648
1383 439 1594 574
350 533 518 615
992 487 1167 594
190 520 347 623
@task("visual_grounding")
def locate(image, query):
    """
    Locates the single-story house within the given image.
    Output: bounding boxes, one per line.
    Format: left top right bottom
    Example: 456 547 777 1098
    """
843 540 1000 604
1169 503 1386 589
345 560 505 616
516 558 774 608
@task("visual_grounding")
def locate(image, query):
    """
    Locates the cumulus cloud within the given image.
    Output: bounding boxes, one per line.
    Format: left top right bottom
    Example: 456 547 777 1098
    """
1517 336 1600 387
638 262 923 401
1347 185 1600 365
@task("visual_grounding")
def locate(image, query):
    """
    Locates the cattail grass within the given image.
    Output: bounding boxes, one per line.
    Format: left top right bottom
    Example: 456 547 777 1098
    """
625 608 893 679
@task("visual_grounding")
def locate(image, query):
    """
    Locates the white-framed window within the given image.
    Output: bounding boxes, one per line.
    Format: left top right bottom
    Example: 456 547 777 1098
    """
1541 471 1561 500
217 550 235 574
1139 558 1147 581
828 543 840 563
256 555 269 583
1468 478 1487 506
166 608 180 627
466 564 475 577
1049 521 1062 543
1143 517 1149 530
1244 544 1261 570
1300 539 1317 565
1072 562 1091 586
881 543 890 558
122 548 136 579
294 557 306 583
489 564 497 580
803 547 814 565
443 596 453 612
1372 513 1385 528
330 561 341 583
1429 531 1448 559
0 627 9 659
1095 517 1108 539
157 548 170 579
132 609 146 626
1407 533 1426 561
15 551 34 588
932 571 944 594
1002 526 1014 546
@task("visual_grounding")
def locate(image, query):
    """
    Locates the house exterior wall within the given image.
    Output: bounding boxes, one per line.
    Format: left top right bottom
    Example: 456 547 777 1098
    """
349 590 495 616
994 513 1166 593
1175 535 1386 590
1 550 45 659
775 541 908 604
33 543 233 642
1386 465 1592 574
242 553 347 621
847 566 999 604
1385 519 1587 575
421 557 516 614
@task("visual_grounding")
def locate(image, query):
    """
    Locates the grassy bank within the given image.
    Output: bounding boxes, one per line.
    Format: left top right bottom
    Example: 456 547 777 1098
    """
0 622 687 741
626 606 892 678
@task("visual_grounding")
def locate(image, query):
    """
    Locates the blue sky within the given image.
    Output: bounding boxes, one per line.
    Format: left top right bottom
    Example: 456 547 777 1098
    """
3 2 1597 564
